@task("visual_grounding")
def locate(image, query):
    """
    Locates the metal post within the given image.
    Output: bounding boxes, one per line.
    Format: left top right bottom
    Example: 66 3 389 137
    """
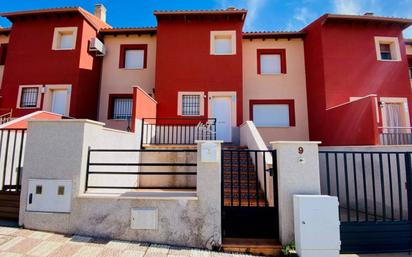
84 147 91 192
404 152 412 221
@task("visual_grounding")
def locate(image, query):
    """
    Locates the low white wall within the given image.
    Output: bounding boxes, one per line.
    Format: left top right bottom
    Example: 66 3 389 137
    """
19 120 221 249
240 121 274 205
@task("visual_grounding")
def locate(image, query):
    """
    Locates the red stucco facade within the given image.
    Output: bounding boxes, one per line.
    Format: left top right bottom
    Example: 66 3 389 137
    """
0 12 103 119
304 16 412 145
154 14 244 126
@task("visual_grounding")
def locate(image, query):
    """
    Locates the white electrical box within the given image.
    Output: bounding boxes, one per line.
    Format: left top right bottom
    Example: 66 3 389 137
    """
294 195 340 257
200 142 218 162
27 179 72 213
131 208 158 230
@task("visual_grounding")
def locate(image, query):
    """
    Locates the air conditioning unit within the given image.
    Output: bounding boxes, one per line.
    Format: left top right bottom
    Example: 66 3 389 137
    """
89 38 105 56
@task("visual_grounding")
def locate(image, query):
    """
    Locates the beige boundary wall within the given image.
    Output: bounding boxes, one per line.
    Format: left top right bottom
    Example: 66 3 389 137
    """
19 119 222 249
271 141 321 245
242 38 309 144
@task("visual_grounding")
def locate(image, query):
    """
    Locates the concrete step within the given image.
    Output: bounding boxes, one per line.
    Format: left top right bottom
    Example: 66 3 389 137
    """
222 238 282 256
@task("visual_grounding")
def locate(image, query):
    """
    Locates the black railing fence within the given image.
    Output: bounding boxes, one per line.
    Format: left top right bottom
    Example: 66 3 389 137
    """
85 148 197 191
222 149 277 207
320 151 411 222
140 118 216 147
221 149 279 240
0 129 26 192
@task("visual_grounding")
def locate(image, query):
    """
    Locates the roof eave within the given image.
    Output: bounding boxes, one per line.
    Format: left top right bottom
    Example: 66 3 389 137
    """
100 28 157 36
242 32 306 40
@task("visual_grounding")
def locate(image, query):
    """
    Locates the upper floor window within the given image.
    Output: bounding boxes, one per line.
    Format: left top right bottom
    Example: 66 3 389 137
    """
408 57 412 79
108 94 133 120
119 44 147 69
210 31 236 55
177 92 205 116
257 49 287 75
17 86 42 109
374 37 401 62
52 27 78 50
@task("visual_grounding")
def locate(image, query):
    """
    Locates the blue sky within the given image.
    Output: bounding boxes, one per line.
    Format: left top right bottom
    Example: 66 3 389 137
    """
0 0 411 37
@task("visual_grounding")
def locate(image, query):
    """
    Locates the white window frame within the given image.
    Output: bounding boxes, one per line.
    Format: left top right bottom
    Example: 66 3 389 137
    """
52 27 78 50
374 36 402 62
380 97 411 133
210 31 236 55
43 85 72 116
16 85 43 109
177 92 205 116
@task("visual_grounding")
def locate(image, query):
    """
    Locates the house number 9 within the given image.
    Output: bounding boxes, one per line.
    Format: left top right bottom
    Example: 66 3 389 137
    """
298 147 304 154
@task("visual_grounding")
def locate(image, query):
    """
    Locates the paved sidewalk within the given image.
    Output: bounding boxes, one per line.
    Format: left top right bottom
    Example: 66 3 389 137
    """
0 226 259 257
0 225 409 257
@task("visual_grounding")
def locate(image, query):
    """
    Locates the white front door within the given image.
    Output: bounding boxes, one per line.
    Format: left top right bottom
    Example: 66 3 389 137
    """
211 96 232 142
51 90 68 115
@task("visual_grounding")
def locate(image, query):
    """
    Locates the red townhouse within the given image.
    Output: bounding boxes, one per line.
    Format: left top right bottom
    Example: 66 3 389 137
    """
0 5 412 147
0 5 109 119
303 14 412 145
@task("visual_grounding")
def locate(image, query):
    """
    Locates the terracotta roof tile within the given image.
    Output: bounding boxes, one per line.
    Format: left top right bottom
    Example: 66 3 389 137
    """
243 31 305 39
0 6 111 30
153 8 247 15
99 27 157 35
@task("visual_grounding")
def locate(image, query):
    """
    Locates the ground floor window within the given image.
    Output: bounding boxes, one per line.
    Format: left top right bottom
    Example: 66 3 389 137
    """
108 94 133 120
249 99 295 127
17 86 42 108
177 92 205 116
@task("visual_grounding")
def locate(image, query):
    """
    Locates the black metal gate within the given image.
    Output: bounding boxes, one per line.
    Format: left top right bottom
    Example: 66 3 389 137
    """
319 150 412 253
221 149 278 239
0 129 26 221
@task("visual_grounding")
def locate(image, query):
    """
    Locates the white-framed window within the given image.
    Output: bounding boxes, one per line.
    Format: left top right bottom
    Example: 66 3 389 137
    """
52 27 78 50
125 49 144 69
374 37 401 62
17 85 42 109
177 92 205 116
261 54 281 74
210 31 236 55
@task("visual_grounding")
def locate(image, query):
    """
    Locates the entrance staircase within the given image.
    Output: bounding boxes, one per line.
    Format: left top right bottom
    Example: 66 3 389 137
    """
222 147 267 207
221 146 282 256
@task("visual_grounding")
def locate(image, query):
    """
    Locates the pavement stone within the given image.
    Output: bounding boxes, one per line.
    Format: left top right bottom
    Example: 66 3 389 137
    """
0 225 409 256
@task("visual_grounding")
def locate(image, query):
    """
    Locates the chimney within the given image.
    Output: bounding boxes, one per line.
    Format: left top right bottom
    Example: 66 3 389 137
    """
364 12 374 16
94 4 107 22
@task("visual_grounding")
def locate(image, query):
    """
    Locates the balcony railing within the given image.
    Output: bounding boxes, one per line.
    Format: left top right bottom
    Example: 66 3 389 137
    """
0 109 12 125
140 118 216 148
379 127 412 145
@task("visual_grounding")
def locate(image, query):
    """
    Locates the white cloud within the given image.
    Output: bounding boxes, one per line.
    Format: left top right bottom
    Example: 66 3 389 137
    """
404 27 412 38
214 0 267 30
244 0 268 31
333 0 362 14
294 7 315 24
